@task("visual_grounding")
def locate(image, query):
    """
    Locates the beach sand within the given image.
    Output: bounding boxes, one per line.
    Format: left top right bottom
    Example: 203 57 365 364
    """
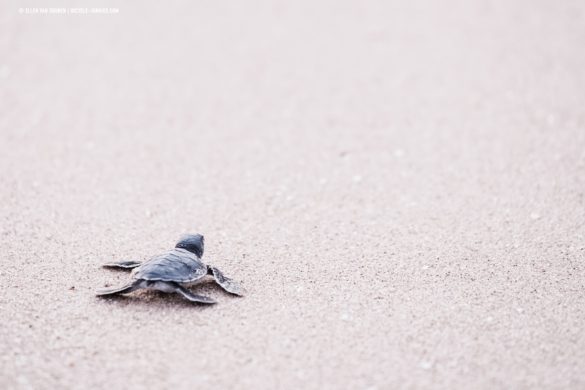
1 1 584 388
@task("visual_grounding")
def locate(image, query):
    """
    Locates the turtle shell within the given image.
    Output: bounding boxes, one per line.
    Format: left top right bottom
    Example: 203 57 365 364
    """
132 248 207 283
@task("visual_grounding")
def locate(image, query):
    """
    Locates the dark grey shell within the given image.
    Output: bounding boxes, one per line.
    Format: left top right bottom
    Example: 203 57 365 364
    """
131 248 207 283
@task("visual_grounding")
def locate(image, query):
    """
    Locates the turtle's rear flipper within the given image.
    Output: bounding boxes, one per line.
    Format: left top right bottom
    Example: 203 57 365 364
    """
102 260 142 270
96 281 141 296
172 283 216 304
208 266 245 296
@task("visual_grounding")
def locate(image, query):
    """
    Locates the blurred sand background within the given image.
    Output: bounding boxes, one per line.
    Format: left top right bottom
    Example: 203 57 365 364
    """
1 0 585 389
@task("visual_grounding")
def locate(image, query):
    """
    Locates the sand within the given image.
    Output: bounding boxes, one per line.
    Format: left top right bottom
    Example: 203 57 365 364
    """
1 1 585 389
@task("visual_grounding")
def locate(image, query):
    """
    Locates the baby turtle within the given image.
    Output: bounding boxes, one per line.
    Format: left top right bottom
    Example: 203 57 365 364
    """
96 234 244 304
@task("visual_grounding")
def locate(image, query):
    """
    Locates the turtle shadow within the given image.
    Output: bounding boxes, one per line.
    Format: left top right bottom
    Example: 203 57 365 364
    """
96 290 216 310
95 279 240 310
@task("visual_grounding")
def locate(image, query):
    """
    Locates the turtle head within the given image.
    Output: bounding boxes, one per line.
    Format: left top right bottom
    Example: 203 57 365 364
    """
175 234 204 258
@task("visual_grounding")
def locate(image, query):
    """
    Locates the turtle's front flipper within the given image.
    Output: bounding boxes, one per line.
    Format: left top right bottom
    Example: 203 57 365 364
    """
172 283 216 304
208 266 245 296
102 260 142 270
96 281 142 296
